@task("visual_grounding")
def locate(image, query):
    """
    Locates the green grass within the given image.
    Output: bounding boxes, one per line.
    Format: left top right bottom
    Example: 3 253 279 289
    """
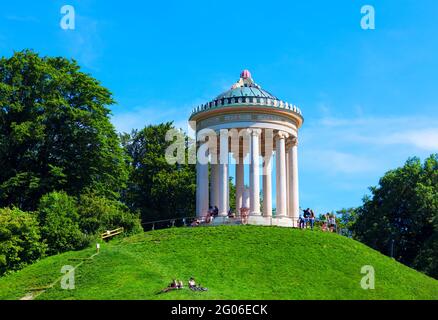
0 225 437 300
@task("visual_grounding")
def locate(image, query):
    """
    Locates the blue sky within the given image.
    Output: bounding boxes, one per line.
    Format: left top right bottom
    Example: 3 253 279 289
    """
2 0 438 214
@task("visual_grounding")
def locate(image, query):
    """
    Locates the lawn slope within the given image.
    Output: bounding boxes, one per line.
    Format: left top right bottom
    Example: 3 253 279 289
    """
0 225 437 300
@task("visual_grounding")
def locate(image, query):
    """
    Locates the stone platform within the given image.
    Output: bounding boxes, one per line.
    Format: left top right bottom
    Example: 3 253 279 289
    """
208 216 297 228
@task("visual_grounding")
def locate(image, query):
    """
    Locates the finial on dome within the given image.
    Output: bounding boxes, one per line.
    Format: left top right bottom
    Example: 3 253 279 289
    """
240 69 251 79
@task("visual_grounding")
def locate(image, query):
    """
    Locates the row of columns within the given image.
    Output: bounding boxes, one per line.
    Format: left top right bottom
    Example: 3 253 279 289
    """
196 128 299 222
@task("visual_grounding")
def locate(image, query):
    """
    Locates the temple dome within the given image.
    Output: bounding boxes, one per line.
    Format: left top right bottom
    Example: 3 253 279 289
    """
216 70 277 100
190 70 303 123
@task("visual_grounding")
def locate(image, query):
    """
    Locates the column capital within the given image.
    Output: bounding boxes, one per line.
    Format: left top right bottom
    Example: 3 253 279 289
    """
286 136 298 149
276 130 289 140
248 128 262 137
291 136 298 147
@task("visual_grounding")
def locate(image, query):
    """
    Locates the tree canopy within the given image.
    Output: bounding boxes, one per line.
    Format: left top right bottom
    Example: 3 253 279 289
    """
352 154 438 278
0 50 128 210
121 123 196 222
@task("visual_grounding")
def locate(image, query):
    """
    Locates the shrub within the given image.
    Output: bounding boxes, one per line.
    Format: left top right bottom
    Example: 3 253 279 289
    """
0 207 46 275
77 193 143 236
38 192 88 255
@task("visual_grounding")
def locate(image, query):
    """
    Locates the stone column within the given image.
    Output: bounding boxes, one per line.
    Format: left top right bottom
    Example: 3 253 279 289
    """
196 143 209 217
275 131 288 217
210 163 219 207
262 150 273 217
249 128 261 215
289 137 300 223
286 150 290 217
218 129 229 217
235 153 244 214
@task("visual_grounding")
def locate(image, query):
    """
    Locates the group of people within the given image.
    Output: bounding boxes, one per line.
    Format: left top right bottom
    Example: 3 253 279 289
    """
160 277 208 293
298 208 337 232
299 208 316 229
204 206 237 223
321 213 337 232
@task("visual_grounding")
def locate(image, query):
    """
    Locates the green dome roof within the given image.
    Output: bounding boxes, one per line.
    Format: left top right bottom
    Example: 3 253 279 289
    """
190 70 303 119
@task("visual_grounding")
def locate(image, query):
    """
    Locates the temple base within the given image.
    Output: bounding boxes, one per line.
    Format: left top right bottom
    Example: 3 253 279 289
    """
208 216 297 228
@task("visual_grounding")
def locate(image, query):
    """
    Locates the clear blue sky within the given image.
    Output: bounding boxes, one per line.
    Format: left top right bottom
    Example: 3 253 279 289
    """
2 0 438 214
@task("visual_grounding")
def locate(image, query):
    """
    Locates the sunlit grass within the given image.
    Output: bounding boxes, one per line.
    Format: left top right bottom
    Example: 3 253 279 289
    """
0 225 437 300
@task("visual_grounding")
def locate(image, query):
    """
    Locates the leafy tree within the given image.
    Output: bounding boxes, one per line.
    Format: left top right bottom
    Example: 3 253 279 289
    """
336 208 358 237
38 191 87 255
0 207 46 275
122 123 196 222
352 155 438 278
0 50 128 210
77 193 142 235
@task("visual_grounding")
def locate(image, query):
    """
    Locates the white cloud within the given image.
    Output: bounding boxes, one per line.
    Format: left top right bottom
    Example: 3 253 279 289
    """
309 115 438 152
302 149 377 174
300 114 438 181
382 129 438 151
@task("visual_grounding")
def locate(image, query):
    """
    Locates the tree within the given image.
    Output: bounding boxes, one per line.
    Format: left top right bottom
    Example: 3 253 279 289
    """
0 207 46 275
352 155 438 278
77 193 142 235
336 208 358 237
122 123 196 222
0 50 128 211
38 191 87 255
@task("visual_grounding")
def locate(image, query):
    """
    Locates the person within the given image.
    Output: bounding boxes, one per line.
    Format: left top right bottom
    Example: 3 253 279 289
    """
205 211 214 224
188 277 196 289
303 208 310 228
309 210 315 230
240 207 249 225
188 277 208 291
329 214 337 233
298 215 305 229
321 214 328 232
177 280 184 289
228 209 235 218
214 206 219 217
161 279 179 293
191 219 200 227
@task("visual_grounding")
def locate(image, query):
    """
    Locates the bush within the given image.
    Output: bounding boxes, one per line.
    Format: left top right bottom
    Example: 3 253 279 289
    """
77 193 142 236
0 207 46 275
38 192 88 255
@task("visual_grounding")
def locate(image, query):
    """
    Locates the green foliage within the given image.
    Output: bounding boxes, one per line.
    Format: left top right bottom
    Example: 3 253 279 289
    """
77 193 142 235
122 123 196 222
352 154 438 278
0 207 46 276
0 50 128 211
37 192 88 255
0 226 437 300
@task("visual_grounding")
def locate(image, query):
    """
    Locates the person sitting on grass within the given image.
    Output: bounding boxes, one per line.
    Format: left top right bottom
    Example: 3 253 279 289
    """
161 279 179 293
188 277 208 291
191 219 200 227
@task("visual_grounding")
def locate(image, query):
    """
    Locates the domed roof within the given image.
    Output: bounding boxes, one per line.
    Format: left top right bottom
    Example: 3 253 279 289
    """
215 70 277 100
215 86 277 100
190 70 303 123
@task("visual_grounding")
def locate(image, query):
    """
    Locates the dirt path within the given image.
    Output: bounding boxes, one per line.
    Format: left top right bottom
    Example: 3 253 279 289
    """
19 252 100 300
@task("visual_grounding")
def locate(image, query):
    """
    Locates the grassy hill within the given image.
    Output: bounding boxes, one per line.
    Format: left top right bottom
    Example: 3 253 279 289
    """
0 225 437 300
